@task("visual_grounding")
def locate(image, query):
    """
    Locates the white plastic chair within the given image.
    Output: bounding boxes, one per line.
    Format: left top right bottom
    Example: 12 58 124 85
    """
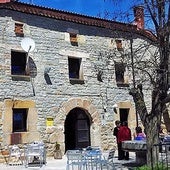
24 143 44 168
97 149 115 170
86 146 100 150
66 150 87 170
84 148 102 170
8 145 23 165
31 141 46 165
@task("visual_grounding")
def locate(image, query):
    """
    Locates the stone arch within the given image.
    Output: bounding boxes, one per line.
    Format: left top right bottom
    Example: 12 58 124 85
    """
55 98 100 124
54 98 101 153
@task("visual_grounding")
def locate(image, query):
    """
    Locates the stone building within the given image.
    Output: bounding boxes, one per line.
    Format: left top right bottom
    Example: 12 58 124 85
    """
0 0 158 158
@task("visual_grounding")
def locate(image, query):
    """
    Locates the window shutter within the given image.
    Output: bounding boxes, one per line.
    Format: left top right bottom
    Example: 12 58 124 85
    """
70 33 77 43
115 40 123 51
15 23 24 36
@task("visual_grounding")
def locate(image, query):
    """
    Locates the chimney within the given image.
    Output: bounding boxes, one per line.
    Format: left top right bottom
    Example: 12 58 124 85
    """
0 0 10 3
134 6 144 29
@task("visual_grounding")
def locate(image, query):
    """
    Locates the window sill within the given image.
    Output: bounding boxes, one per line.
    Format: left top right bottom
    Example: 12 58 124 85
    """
117 83 129 87
117 48 124 51
15 33 24 37
12 131 27 133
11 75 30 81
69 78 85 85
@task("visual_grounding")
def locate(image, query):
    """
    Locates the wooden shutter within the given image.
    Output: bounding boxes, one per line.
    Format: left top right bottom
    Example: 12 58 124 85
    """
115 40 123 51
15 23 24 36
70 33 77 43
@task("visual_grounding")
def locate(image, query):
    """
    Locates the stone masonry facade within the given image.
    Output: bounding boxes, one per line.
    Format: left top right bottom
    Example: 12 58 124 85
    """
0 1 158 161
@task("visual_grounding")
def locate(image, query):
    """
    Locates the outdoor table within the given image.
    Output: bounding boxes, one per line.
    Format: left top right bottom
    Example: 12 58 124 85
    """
122 140 147 165
84 149 102 170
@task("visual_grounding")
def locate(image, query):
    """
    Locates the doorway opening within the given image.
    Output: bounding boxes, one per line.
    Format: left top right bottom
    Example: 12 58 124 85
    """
119 108 129 125
64 108 91 152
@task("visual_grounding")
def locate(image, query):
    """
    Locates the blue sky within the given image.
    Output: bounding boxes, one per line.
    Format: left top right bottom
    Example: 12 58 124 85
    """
18 0 142 22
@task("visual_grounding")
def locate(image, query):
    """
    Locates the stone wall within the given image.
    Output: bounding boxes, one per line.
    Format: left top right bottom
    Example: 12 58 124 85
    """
0 9 157 157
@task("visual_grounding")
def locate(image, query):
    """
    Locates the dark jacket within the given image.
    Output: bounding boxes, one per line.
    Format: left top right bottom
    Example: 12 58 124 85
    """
113 127 119 138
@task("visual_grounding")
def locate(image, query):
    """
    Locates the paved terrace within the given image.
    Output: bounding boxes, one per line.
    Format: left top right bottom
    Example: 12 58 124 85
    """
0 151 138 170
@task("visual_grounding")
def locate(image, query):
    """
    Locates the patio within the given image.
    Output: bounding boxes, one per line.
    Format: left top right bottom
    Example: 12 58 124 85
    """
0 150 137 170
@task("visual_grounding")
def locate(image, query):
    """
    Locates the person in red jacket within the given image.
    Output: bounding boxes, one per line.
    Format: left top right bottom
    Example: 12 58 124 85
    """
117 121 131 160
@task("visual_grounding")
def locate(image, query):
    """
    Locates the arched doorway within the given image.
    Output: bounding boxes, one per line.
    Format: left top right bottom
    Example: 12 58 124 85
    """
64 107 91 152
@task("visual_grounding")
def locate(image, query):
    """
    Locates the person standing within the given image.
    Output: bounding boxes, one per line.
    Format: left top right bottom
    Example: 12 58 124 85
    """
113 120 121 139
133 126 146 140
113 120 121 159
117 121 131 160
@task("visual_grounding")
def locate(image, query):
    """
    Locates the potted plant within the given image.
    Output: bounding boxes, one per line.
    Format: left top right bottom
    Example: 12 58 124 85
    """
53 142 62 159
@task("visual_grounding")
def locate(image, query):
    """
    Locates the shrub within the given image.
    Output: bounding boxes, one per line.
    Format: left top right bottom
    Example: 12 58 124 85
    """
135 163 167 170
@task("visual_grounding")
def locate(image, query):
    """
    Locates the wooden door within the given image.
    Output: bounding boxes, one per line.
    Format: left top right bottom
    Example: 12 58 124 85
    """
65 108 91 152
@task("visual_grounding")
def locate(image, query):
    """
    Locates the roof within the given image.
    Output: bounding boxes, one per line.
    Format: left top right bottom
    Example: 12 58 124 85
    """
0 0 157 41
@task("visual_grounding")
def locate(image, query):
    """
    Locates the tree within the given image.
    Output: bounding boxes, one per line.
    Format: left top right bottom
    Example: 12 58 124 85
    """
105 0 170 167
131 0 170 166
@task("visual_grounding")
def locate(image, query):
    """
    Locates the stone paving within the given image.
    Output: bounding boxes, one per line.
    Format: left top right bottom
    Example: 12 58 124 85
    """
0 151 138 170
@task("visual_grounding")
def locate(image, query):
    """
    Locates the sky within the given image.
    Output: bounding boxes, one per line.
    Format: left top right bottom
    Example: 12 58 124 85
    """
18 0 142 23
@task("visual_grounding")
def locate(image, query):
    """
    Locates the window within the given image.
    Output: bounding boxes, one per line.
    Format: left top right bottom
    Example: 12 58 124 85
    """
11 51 27 75
68 57 80 79
115 62 129 87
15 23 24 37
68 57 84 84
70 33 78 46
115 40 123 51
13 108 28 132
11 51 30 81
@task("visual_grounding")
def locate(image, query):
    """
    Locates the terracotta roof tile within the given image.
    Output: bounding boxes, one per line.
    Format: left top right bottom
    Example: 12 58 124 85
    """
0 1 157 41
